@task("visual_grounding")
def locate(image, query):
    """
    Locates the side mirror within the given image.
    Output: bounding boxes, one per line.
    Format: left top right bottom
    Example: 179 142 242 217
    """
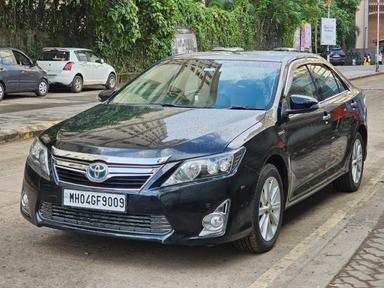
283 95 319 116
97 89 116 102
96 58 105 64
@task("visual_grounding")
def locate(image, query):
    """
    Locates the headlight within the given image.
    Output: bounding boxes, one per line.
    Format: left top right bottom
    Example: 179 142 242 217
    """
162 147 245 187
28 138 50 178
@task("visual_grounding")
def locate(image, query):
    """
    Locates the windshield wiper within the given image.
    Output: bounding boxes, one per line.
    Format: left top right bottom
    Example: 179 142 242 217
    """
226 106 261 110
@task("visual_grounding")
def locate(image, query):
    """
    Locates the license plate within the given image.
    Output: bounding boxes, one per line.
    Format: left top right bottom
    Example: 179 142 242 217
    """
63 189 126 213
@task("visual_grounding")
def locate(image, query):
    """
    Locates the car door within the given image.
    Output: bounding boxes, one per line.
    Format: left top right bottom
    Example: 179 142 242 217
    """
0 49 20 92
74 50 92 85
282 65 334 199
85 51 106 84
308 64 351 175
12 50 39 91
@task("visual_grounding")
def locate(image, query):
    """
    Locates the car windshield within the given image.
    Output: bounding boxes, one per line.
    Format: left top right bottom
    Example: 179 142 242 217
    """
110 59 281 110
38 50 69 61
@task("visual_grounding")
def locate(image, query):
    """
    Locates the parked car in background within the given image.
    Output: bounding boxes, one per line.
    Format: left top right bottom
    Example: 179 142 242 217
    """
21 51 367 253
0 48 48 101
329 48 346 65
37 48 116 93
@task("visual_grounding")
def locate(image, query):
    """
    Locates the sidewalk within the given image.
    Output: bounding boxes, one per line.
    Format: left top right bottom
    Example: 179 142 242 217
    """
337 65 384 80
329 212 384 287
0 90 98 144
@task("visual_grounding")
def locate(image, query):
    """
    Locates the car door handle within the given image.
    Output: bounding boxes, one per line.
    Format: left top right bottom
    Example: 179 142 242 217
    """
323 113 331 121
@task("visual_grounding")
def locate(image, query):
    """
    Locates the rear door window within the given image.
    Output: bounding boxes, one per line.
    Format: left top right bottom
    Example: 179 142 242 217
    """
308 65 340 101
39 50 69 61
0 50 15 65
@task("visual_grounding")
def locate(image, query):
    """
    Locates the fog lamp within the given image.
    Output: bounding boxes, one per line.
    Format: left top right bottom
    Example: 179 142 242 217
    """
202 213 225 231
21 189 30 216
199 199 230 238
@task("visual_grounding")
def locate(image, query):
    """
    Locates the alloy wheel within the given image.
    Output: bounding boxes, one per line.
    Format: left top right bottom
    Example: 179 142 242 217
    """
351 138 363 184
0 84 3 100
39 81 48 95
108 75 116 89
74 78 82 90
259 176 281 241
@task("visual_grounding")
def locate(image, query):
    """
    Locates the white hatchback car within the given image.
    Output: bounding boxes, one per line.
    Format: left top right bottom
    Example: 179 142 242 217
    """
37 48 116 93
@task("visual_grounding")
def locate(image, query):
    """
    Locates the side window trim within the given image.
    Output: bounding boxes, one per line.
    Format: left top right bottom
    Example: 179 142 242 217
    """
332 70 349 93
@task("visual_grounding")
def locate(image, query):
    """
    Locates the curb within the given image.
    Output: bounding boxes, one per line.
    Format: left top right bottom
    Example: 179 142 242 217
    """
0 121 60 145
348 71 384 81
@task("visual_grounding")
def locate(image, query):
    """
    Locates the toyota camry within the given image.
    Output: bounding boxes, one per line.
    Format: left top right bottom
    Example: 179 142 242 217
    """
20 51 367 253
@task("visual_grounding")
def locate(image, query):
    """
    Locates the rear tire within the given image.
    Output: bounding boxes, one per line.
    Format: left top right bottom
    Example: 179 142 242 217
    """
334 133 364 192
71 75 83 93
35 79 48 97
0 82 4 101
234 164 284 253
105 73 116 90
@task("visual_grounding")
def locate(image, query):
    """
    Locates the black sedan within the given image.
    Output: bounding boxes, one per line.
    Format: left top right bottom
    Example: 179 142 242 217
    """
0 48 48 101
20 51 367 253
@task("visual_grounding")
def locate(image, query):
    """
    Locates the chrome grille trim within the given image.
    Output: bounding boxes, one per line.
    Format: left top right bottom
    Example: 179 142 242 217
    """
52 154 161 190
39 202 173 235
52 146 170 165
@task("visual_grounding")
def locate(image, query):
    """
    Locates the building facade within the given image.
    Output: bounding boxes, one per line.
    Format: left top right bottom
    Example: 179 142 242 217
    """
355 0 384 49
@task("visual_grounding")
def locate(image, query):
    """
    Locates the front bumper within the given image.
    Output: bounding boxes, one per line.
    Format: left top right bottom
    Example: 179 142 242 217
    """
21 162 255 246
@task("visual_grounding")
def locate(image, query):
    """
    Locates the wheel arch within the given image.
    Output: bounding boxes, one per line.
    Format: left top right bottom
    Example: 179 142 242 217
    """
74 73 83 80
357 124 368 160
264 153 289 205
0 80 6 92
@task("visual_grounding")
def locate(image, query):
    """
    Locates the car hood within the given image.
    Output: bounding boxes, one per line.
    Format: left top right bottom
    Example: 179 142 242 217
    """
41 104 265 161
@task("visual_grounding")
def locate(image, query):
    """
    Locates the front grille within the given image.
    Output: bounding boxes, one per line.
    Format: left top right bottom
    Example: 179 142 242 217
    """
55 167 150 189
39 201 172 235
52 155 159 190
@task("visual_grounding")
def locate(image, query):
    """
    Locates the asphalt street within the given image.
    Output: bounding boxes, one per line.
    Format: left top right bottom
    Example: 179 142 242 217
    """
0 75 383 288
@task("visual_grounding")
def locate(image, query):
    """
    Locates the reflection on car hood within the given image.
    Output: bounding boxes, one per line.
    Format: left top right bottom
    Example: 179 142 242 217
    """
42 104 266 161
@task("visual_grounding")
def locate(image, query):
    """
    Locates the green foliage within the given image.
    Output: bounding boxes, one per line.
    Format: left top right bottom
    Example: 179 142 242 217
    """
206 0 235 11
176 0 255 51
255 0 319 47
0 0 360 74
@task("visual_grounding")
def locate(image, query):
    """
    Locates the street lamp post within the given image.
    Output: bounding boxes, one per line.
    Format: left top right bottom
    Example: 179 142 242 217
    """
326 0 331 62
376 0 380 72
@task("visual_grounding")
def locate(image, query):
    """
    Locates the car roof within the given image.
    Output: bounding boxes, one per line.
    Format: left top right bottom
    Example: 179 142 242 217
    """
42 47 93 52
173 51 323 64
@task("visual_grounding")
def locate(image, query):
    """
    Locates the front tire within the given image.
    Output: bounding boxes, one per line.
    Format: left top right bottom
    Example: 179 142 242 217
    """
0 82 4 101
334 133 364 192
35 79 48 97
105 73 116 90
234 164 284 253
71 75 83 93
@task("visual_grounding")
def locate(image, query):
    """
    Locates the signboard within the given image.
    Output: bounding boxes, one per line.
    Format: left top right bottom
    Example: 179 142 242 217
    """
293 22 312 52
321 18 337 46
